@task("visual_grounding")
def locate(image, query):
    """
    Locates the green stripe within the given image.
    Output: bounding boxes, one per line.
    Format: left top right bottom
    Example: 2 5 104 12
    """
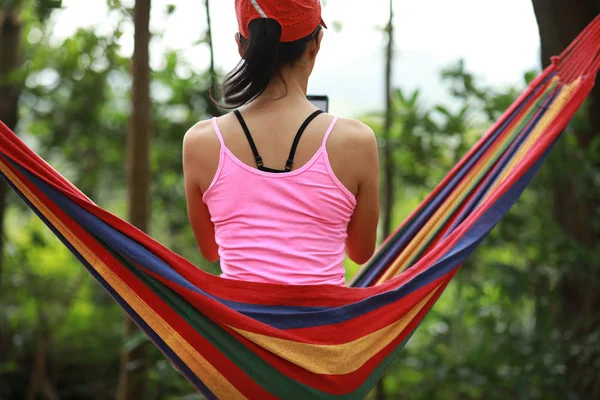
350 204 424 286
401 82 559 272
109 243 436 399
354 80 558 285
93 79 561 399
111 249 353 398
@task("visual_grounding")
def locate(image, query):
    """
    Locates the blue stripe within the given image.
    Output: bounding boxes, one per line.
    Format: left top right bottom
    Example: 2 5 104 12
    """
0 164 218 400
6 131 558 329
9 159 331 319
442 86 561 237
249 138 560 328
353 72 556 287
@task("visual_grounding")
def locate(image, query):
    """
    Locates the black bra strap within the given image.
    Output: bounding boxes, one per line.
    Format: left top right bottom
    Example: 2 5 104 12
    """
233 109 324 172
285 110 324 171
234 110 264 168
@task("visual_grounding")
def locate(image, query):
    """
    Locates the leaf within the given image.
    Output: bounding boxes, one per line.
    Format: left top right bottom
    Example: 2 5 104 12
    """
435 105 451 117
524 70 538 85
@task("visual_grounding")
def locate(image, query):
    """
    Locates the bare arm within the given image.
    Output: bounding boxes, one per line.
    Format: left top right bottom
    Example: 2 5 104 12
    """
182 121 220 262
344 122 380 264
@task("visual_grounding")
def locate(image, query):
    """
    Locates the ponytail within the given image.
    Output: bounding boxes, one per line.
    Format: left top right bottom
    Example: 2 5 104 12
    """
216 19 321 109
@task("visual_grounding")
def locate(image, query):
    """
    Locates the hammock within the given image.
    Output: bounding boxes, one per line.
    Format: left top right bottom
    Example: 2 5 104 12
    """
0 16 598 399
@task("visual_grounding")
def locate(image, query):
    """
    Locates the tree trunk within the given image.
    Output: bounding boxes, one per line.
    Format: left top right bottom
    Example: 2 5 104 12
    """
532 0 600 240
532 8 600 268
26 310 59 400
0 5 22 286
205 0 220 116
378 4 393 398
381 0 394 242
531 1 600 397
117 1 152 399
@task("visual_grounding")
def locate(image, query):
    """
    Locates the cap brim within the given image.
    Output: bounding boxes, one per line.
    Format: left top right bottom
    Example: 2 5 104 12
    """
320 17 328 29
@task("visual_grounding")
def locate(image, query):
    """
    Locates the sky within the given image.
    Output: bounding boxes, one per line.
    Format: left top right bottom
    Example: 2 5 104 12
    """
50 0 542 117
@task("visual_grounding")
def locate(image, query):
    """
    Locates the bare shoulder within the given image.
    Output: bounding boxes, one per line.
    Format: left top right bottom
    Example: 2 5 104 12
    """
183 119 217 151
183 118 222 163
328 117 378 161
334 118 376 143
182 119 221 190
325 117 379 194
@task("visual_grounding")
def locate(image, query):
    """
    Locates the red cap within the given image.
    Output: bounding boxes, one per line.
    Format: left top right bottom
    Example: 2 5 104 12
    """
236 0 327 43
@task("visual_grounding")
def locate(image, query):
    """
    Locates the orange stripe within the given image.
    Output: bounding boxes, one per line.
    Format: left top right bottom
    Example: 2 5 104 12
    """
0 158 246 400
229 286 441 375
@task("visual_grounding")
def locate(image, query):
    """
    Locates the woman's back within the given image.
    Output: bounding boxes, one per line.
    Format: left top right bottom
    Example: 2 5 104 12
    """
185 103 378 285
183 1 379 286
202 110 355 285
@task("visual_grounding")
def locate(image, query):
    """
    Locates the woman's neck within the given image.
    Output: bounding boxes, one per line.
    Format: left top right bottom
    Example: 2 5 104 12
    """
253 65 310 106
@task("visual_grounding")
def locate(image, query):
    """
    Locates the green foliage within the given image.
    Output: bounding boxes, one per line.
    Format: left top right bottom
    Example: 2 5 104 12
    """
33 0 62 20
363 62 599 400
1 3 599 399
1 4 219 398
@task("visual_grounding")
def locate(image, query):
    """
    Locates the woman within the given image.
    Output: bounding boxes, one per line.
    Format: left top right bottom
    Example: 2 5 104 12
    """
182 0 379 286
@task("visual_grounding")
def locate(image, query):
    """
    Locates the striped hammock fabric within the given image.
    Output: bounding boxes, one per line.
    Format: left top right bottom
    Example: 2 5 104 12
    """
1 16 599 400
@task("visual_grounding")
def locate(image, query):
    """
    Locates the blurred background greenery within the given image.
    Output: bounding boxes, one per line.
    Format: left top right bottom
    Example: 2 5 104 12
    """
0 0 599 399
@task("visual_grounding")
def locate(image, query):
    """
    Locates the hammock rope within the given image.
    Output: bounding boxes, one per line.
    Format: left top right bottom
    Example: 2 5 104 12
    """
0 15 598 399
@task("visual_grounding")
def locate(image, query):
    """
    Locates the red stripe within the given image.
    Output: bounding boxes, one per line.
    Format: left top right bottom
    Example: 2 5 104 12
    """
0 62 593 398
373 78 593 294
557 15 600 82
0 159 274 399
0 125 404 306
223 270 459 396
0 74 577 315
363 76 558 285
146 262 449 343
558 15 600 60
137 265 455 394
434 84 557 242
351 66 556 283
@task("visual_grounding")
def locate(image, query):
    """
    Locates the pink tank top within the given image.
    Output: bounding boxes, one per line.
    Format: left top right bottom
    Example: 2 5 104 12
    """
202 115 356 286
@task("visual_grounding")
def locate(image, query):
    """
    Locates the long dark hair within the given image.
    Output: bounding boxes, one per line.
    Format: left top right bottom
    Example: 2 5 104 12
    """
216 19 321 109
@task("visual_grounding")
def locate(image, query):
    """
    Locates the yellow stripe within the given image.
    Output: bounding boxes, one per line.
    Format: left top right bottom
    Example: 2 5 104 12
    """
376 78 565 283
376 127 514 282
482 79 577 200
230 286 441 375
379 129 516 281
0 159 246 400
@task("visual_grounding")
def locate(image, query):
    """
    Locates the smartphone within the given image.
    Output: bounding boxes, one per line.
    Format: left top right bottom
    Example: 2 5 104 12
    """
307 95 329 112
